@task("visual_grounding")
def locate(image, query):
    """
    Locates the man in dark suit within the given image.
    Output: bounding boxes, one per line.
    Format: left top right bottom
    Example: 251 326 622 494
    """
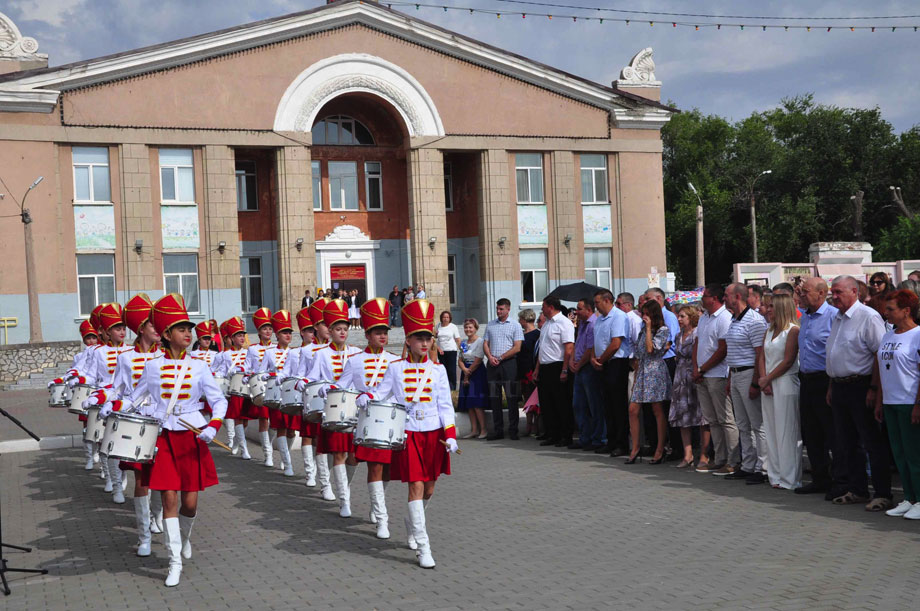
388 285 403 327
301 289 313 309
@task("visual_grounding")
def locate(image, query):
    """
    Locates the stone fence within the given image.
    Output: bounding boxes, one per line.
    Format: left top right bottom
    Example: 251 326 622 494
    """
0 341 81 383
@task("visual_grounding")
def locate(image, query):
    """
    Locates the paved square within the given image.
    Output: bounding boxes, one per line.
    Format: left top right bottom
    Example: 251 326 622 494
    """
2 392 919 610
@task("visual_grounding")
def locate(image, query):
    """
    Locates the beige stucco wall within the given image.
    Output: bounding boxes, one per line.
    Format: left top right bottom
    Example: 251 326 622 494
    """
616 151 667 278
274 145 317 313
406 148 448 302
201 145 242 295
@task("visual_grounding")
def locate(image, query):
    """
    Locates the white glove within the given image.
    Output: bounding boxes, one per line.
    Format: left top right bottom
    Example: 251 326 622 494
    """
47 380 57 389
259 373 272 382
294 379 307 392
197 426 217 443
445 438 459 454
242 374 251 384
355 393 370 408
82 395 101 410
317 385 329 399
98 402 114 419
66 377 81 388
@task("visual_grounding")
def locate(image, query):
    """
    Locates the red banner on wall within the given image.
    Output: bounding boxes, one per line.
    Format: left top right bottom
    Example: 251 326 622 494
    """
331 265 366 280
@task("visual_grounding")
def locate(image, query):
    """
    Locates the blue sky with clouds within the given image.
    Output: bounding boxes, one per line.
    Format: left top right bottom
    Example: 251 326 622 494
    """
5 0 918 131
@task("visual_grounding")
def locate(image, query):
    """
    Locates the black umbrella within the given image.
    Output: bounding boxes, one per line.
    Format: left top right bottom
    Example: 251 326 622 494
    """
545 282 604 302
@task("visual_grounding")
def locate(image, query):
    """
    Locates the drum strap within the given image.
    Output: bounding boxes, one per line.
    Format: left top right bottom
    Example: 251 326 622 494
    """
368 355 387 388
165 356 193 418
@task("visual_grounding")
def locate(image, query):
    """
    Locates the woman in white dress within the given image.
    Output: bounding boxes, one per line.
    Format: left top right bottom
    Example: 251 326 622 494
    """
757 293 802 490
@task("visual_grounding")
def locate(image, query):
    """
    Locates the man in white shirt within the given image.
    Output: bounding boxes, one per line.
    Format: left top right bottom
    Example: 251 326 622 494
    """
825 275 891 510
534 296 575 447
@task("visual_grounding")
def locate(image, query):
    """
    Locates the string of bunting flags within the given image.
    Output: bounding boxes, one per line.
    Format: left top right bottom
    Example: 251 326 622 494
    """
374 1 920 32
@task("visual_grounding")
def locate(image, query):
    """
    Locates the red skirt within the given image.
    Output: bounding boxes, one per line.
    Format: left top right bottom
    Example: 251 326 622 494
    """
269 409 286 429
391 430 450 483
246 402 269 420
225 395 246 420
284 413 303 430
355 445 392 464
78 414 88 423
141 430 218 492
317 429 354 454
119 460 143 472
300 420 320 438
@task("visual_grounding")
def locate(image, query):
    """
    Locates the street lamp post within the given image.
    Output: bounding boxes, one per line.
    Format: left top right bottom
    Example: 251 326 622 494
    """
688 181 705 287
749 169 772 263
20 176 44 343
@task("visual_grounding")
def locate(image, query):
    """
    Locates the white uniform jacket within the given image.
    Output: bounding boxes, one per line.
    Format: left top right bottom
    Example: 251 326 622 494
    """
243 342 273 373
111 345 163 399
190 349 216 368
87 343 134 387
337 348 399 392
306 344 362 385
257 346 291 376
365 356 456 434
211 349 248 377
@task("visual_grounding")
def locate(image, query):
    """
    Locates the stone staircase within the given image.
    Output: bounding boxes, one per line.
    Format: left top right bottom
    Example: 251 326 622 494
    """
2 362 73 391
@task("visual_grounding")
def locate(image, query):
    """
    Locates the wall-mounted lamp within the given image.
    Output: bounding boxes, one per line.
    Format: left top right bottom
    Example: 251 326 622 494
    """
134 239 143 254
498 236 507 249
428 236 437 250
295 237 304 252
218 241 226 254
345 250 352 259
564 233 572 247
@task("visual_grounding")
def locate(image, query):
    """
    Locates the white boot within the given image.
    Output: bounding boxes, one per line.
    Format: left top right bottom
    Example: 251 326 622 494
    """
102 454 113 492
110 459 126 503
83 441 95 470
279 436 295 477
93 443 100 465
236 424 251 459
408 499 435 568
150 494 163 534
225 418 236 451
302 444 316 487
134 496 152 557
260 431 273 467
405 516 418 550
333 463 351 517
178 514 195 560
269 430 281 470
163 517 182 587
317 453 335 501
369 481 390 539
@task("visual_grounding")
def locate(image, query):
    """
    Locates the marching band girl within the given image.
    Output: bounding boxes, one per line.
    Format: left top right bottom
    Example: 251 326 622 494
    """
297 298 334 496
358 299 459 569
335 298 399 538
190 321 218 366
212 317 251 459
256 310 296 476
49 318 99 470
243 307 276 466
307 299 362 512
282 308 315 484
117 294 228 587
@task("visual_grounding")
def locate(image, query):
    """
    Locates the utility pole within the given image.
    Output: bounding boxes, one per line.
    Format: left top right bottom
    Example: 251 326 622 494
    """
20 177 44 343
688 181 705 287
749 169 771 263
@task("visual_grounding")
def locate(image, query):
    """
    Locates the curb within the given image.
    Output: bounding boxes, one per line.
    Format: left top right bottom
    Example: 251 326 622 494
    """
0 434 83 454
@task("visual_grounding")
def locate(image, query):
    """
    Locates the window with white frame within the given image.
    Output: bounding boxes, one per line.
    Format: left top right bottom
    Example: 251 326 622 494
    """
580 154 608 204
520 249 548 304
163 254 200 313
159 148 195 203
585 248 612 288
77 254 115 316
311 116 375 146
515 153 544 204
235 160 257 211
365 161 383 211
312 161 322 211
328 161 358 210
240 257 263 313
443 162 453 211
447 254 457 306
73 147 111 202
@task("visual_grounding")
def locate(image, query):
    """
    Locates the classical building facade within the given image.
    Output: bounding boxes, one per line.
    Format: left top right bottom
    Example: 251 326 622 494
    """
0 1 674 343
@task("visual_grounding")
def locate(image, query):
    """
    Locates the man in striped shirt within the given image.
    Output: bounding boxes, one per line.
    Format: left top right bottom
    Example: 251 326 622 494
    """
723 283 769 484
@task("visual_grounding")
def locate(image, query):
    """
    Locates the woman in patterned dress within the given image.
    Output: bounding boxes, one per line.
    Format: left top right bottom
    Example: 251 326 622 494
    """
626 300 672 465
669 305 707 469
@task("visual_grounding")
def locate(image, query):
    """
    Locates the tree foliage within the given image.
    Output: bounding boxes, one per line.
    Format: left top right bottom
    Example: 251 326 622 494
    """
662 95 920 287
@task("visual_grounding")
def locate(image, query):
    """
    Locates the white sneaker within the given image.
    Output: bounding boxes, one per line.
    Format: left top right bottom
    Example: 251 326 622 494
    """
886 500 914 517
904 502 920 520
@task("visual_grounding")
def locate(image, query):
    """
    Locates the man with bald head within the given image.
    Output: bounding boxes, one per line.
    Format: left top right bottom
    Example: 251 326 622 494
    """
794 277 840 496
825 275 891 511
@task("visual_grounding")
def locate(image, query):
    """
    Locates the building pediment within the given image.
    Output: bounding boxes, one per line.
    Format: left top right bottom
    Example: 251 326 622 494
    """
0 0 672 128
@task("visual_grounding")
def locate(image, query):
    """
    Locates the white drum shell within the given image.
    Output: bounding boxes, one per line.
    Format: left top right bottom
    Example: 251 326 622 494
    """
101 412 160 463
263 377 282 410
69 384 97 415
249 376 267 406
228 373 249 397
214 375 230 397
354 401 408 450
321 389 362 432
280 377 303 415
83 406 107 443
49 383 70 407
302 381 330 422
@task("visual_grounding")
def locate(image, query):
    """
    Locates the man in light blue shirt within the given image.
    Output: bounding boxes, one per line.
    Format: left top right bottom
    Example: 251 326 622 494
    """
591 289 629 456
794 276 840 496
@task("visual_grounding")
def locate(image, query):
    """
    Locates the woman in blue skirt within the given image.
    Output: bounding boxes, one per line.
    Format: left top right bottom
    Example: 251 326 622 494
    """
457 318 488 438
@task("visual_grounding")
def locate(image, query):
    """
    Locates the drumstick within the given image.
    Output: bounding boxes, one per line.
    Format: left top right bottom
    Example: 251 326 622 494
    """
177 418 233 452
439 439 462 455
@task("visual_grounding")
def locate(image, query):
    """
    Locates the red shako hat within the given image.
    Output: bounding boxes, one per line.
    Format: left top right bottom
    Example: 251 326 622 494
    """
220 316 246 341
309 298 330 326
97 303 125 331
271 309 293 333
296 307 313 330
89 304 105 335
323 299 349 327
124 293 153 334
252 306 272 330
195 321 213 339
79 320 98 339
401 299 435 337
360 298 390 331
151 294 192 335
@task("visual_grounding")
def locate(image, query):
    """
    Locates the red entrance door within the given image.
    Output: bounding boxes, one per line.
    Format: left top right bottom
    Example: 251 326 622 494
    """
330 264 367 303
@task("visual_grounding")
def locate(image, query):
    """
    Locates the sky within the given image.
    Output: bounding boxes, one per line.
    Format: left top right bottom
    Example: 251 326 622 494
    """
4 0 918 132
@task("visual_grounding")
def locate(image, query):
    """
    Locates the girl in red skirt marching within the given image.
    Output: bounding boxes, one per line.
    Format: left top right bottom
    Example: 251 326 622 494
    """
50 317 99 470
212 317 251 459
287 307 317 486
256 310 297 476
358 299 459 568
295 298 334 494
120 294 228 587
243 307 276 466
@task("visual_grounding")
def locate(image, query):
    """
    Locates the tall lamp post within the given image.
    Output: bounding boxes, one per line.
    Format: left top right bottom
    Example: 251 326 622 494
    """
688 181 705 287
748 169 772 263
20 176 44 343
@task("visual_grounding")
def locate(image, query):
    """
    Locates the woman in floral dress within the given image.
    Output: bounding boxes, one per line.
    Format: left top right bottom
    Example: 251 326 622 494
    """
669 305 708 469
626 300 673 465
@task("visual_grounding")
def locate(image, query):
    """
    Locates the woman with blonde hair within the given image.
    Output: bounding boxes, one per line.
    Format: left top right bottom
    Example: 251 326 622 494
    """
757 293 802 490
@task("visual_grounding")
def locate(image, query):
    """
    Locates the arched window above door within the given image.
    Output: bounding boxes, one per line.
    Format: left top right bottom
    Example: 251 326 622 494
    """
312 115 375 145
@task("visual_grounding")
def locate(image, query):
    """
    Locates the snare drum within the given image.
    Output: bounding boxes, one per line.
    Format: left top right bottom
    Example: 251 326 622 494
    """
321 388 362 432
229 372 249 397
354 400 408 450
280 377 303 415
69 383 97 415
263 377 282 410
213 374 230 397
101 411 161 463
249 376 267 406
302 381 329 423
83 405 107 443
48 382 71 408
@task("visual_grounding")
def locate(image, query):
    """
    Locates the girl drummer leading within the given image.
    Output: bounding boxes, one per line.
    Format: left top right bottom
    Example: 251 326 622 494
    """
119 293 228 587
359 299 459 569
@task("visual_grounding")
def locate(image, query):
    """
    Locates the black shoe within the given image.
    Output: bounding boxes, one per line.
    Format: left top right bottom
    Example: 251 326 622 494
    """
624 453 642 465
825 487 846 501
554 441 568 447
536 434 549 441
508 433 519 441
794 481 829 495
724 469 753 480
609 447 626 457
648 455 665 465
486 434 504 441
567 443 583 450
582 444 602 451
745 472 767 485
539 439 557 446
594 444 614 454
